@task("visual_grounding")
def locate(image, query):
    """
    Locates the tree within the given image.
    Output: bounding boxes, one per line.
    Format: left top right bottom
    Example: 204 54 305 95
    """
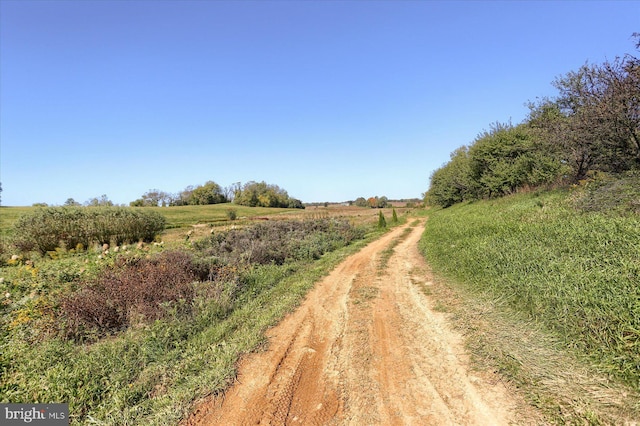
468 122 562 198
550 51 640 179
85 195 113 207
189 181 227 205
354 197 369 207
288 198 305 209
377 211 387 228
427 122 563 208
233 181 303 208
172 185 194 206
426 146 477 207
64 198 81 206
426 36 640 206
170 182 227 206
597 54 640 168
223 183 241 202
138 189 171 207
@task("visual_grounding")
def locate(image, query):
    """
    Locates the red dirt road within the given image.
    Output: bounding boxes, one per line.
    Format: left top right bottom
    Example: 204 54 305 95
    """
185 221 521 425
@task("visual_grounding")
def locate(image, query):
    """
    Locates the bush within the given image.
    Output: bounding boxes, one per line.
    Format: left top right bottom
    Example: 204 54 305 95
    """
60 251 212 340
226 209 237 221
378 211 387 228
571 171 640 215
12 207 166 254
194 219 364 265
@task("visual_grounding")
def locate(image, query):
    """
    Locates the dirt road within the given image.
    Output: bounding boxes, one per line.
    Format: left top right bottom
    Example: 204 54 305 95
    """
186 220 520 425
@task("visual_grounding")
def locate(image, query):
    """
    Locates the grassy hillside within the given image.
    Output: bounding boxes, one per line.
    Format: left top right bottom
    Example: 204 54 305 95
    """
420 190 640 388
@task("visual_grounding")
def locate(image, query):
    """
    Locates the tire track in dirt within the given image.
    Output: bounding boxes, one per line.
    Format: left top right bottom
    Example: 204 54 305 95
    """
184 221 521 425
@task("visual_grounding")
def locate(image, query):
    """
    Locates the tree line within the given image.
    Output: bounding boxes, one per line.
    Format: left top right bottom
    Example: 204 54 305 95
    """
426 35 640 208
353 196 390 208
131 180 304 209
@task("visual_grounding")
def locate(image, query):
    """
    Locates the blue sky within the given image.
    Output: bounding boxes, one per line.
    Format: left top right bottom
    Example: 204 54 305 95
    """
1 1 638 206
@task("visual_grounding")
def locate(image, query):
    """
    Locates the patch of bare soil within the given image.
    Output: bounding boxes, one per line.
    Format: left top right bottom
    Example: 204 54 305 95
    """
184 221 531 425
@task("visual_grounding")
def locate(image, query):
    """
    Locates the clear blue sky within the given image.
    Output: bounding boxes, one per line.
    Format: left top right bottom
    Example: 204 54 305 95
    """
1 1 638 206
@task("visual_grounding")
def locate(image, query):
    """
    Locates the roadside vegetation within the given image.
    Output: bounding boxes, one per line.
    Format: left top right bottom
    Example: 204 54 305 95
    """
420 190 640 423
421 189 640 386
419 36 640 422
0 204 392 424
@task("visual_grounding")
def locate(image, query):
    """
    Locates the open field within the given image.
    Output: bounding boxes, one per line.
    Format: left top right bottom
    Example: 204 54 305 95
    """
148 203 291 228
0 204 411 241
0 207 33 237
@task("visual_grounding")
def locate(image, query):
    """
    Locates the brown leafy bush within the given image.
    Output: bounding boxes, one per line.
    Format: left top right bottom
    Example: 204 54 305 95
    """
61 251 212 340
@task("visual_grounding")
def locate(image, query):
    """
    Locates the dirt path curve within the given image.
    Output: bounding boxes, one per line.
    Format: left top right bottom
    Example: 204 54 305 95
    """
185 220 519 425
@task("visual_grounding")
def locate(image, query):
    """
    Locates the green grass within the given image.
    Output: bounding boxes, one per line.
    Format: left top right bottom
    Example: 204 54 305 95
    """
0 207 34 237
144 203 293 229
419 190 640 389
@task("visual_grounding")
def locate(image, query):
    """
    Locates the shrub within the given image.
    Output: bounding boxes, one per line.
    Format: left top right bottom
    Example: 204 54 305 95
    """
60 251 211 340
571 171 640 215
226 209 237 221
12 207 166 254
378 211 387 228
194 219 364 265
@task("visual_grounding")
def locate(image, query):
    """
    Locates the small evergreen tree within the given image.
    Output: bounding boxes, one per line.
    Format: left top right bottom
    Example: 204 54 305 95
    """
378 211 387 228
392 208 398 223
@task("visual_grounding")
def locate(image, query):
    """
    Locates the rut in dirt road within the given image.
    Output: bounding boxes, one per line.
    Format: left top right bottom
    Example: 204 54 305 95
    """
185 221 519 425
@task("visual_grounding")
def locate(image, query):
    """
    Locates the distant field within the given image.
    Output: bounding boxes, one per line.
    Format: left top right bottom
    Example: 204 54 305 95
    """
145 203 293 228
0 203 404 240
0 206 34 236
